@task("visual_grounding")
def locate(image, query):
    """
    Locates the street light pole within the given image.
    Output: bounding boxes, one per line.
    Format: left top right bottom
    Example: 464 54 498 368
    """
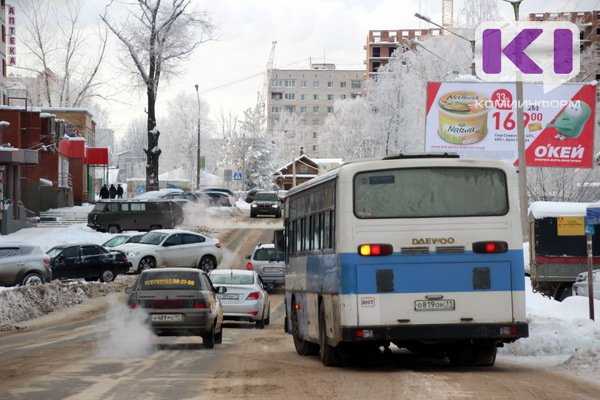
414 12 475 76
194 84 201 190
504 0 528 239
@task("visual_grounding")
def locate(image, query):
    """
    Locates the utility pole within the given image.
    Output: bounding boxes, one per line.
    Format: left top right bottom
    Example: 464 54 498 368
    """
194 84 201 190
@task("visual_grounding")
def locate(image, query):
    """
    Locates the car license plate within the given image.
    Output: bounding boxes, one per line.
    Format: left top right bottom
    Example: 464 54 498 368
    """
219 293 239 300
414 299 455 311
151 314 183 322
264 267 282 273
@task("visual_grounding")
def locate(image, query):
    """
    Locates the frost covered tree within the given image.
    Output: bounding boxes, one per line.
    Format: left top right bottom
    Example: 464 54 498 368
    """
240 105 276 190
459 0 499 28
271 113 310 166
119 117 147 154
159 92 212 185
101 0 214 191
16 0 107 107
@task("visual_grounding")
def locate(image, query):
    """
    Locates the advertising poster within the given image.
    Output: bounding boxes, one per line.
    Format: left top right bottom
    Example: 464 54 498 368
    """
425 82 596 168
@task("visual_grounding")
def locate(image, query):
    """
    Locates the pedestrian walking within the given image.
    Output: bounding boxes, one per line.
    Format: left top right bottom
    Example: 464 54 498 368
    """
109 184 117 199
100 184 109 199
117 184 124 199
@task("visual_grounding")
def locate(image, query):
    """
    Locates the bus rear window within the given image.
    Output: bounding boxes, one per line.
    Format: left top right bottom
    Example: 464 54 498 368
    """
354 167 508 218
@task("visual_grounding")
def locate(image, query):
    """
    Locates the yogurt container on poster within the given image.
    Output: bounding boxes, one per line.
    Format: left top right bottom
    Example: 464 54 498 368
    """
438 91 489 145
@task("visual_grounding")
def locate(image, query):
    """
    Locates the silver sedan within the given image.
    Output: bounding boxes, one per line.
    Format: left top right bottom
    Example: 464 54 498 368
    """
208 269 270 328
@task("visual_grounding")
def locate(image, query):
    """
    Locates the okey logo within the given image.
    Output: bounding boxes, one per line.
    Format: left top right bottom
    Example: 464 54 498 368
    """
475 21 580 82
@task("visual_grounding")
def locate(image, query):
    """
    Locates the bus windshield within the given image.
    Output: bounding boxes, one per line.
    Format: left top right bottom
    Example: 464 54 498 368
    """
354 167 508 218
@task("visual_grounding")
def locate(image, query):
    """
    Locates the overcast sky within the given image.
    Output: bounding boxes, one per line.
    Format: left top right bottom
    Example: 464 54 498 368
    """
13 0 600 137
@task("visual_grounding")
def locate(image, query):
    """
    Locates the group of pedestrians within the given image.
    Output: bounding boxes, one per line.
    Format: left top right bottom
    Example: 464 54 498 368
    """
99 184 124 199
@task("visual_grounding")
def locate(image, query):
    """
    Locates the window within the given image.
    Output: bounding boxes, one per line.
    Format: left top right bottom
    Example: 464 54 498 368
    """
284 105 295 113
301 80 307 88
81 245 101 257
271 106 282 113
312 119 319 125
327 81 333 88
61 246 79 259
301 119 307 125
340 81 347 88
271 92 282 100
271 79 283 88
313 131 318 139
313 81 320 88
120 203 130 211
327 94 334 101
284 92 295 100
327 106 333 113
353 167 508 219
313 106 319 113
312 144 318 152
164 234 183 246
284 79 296 88
300 94 306 101
313 94 319 101
300 106 307 113
183 234 205 244
340 94 347 100
351 80 362 89
130 203 145 211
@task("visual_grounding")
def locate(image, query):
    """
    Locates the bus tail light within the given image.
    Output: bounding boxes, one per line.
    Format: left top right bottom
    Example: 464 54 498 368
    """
472 241 508 254
500 326 518 336
358 244 393 256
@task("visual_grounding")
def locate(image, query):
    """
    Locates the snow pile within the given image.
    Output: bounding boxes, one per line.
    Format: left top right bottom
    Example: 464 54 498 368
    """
0 276 134 331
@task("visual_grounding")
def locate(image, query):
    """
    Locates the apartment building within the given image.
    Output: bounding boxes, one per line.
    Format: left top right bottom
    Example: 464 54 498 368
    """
267 63 364 156
364 28 441 77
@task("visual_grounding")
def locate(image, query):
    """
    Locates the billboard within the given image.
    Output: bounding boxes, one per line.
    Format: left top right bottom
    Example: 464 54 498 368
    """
425 82 596 168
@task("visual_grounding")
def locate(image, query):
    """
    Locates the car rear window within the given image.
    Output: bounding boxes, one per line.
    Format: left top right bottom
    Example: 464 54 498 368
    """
138 270 203 290
210 273 254 285
0 247 21 257
254 247 284 261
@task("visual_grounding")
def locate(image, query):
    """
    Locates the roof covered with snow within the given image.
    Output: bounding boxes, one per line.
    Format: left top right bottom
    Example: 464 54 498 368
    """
529 201 600 218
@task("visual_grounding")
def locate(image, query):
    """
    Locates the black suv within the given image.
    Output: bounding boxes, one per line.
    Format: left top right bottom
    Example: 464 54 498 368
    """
250 191 281 218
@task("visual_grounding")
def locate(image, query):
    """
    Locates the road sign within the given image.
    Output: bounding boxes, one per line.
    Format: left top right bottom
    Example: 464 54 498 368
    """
224 169 232 182
586 207 600 225
233 171 243 181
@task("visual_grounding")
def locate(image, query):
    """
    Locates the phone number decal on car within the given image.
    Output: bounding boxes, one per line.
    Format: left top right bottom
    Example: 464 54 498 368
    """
144 278 195 286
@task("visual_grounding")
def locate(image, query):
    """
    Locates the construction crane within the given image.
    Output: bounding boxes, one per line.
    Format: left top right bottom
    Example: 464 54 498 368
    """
442 0 453 31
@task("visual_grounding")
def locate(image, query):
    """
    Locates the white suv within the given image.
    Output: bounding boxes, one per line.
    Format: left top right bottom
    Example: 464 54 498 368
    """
245 243 285 289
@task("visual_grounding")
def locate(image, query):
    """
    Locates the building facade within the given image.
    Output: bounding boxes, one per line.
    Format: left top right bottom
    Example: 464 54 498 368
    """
267 63 364 156
364 28 441 77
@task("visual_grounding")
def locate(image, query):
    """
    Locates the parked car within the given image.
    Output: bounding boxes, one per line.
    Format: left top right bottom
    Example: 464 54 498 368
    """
87 199 184 233
133 188 184 200
250 191 281 218
114 229 223 273
196 191 233 207
209 269 270 328
102 232 145 248
572 269 600 300
245 189 259 203
46 244 129 282
0 242 51 286
126 267 226 348
245 243 285 289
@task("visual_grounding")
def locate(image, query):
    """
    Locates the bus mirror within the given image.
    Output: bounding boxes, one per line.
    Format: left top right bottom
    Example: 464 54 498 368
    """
274 229 285 252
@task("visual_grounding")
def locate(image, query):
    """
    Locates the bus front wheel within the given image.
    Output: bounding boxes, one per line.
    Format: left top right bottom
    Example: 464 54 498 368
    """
291 299 319 356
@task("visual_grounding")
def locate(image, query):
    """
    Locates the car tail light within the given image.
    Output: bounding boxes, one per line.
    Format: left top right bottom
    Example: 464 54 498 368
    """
358 244 393 256
42 256 50 266
246 291 261 300
246 262 253 270
472 241 508 254
128 303 140 309
215 242 222 249
194 301 209 309
246 311 258 315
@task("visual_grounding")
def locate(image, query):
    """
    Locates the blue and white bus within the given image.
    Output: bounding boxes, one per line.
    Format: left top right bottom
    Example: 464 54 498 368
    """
279 153 528 367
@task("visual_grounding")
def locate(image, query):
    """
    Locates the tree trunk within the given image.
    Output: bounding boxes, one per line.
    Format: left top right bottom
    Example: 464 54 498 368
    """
145 86 161 191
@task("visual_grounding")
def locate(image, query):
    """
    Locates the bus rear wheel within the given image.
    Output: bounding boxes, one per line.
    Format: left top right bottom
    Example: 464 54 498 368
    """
291 299 319 356
319 302 341 367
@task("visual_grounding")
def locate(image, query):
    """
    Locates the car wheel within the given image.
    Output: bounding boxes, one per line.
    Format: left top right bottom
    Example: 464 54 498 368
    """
215 324 223 345
203 323 215 349
100 269 115 283
22 272 45 286
256 310 265 329
108 225 120 234
138 256 156 273
265 309 270 326
199 256 216 272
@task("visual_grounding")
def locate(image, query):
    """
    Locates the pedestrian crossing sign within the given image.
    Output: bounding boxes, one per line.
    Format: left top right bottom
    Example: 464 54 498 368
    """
233 172 243 180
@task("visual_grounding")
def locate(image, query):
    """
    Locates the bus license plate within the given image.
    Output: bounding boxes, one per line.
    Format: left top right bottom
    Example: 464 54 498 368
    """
414 299 455 311
151 314 183 322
